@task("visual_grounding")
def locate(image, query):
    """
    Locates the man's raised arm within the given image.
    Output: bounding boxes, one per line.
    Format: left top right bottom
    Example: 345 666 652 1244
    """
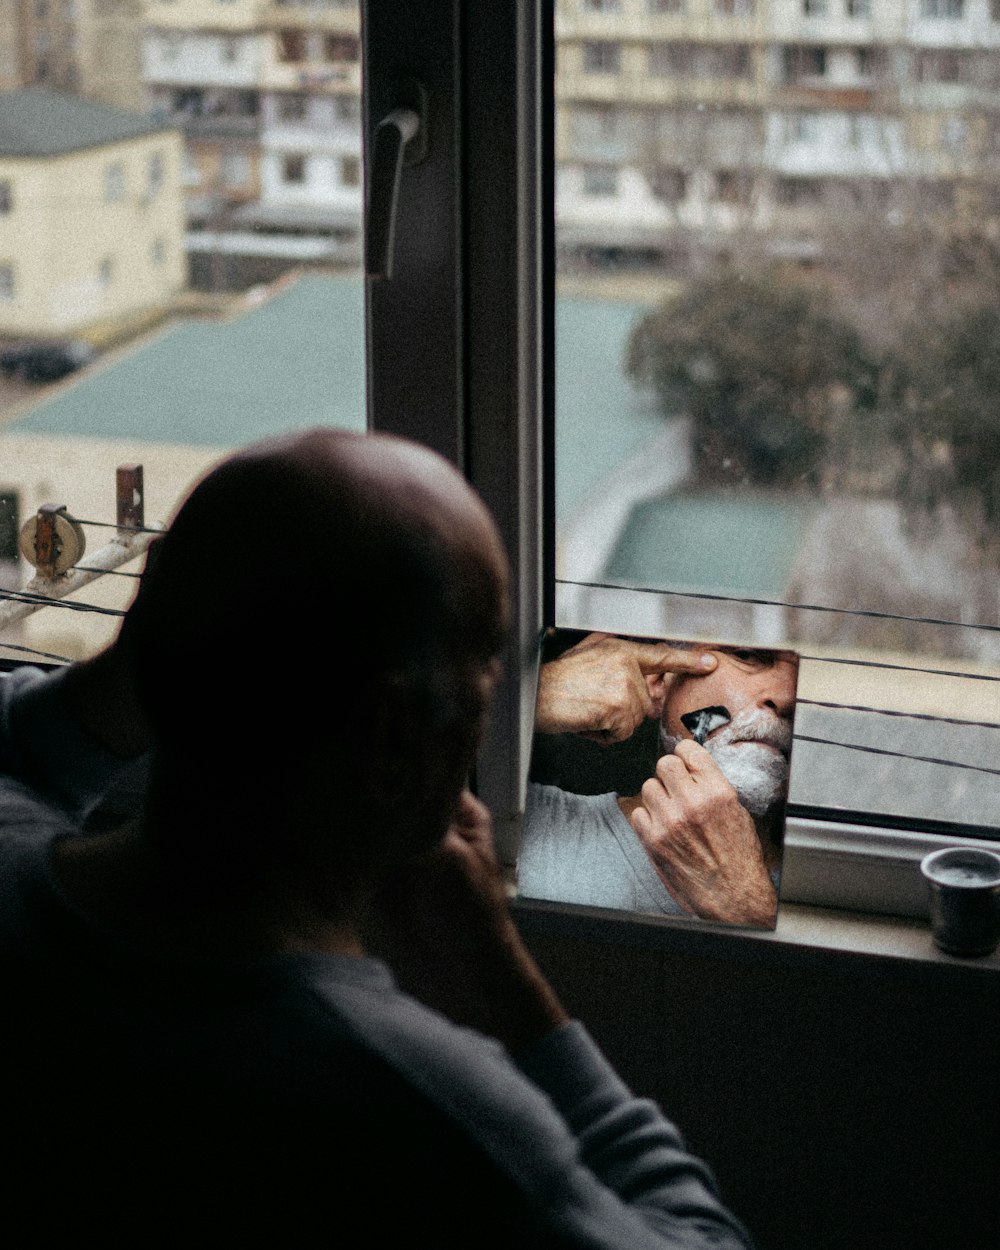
534 633 716 744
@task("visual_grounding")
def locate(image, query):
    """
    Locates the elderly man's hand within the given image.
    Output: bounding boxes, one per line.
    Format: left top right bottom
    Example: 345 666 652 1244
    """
535 632 716 744
627 741 777 928
370 791 567 1053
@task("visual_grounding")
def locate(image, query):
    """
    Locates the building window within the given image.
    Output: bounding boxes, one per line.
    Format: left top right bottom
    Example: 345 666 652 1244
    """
0 263 14 301
151 238 166 267
341 155 360 186
0 491 20 563
650 41 750 79
650 168 686 203
803 0 827 13
714 0 756 12
0 181 11 214
783 45 827 82
220 37 239 64
278 30 306 62
715 169 754 205
649 0 685 10
582 40 621 74
105 162 125 202
281 153 306 184
98 256 114 287
775 176 823 206
649 42 691 76
278 93 309 122
921 0 963 14
325 35 359 62
583 0 621 9
581 165 618 196
918 50 963 83
856 47 873 79
847 0 871 15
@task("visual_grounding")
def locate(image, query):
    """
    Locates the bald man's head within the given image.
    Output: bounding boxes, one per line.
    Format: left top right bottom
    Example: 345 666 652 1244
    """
128 429 510 777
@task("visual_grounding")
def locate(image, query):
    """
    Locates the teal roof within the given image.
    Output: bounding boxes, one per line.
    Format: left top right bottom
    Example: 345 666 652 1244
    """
13 274 368 445
603 491 819 599
555 295 661 520
0 88 173 158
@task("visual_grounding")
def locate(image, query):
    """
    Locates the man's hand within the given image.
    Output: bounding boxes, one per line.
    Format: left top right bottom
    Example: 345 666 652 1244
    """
369 791 567 1053
535 632 716 744
627 741 777 928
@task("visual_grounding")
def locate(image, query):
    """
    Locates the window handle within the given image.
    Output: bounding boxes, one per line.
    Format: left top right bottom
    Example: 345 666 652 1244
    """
366 95 425 281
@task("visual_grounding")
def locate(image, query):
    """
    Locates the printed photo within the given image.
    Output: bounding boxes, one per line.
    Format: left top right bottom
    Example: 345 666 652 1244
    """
517 629 800 930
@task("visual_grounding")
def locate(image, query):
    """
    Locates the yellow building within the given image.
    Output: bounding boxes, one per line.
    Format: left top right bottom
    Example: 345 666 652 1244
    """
0 86 185 339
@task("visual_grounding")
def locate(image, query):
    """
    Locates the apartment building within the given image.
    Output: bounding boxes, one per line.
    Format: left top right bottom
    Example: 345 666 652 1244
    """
0 87 184 337
0 0 144 111
555 0 1000 268
142 0 362 278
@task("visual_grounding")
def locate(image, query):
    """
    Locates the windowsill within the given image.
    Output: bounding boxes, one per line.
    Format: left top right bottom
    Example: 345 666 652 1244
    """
513 895 1000 979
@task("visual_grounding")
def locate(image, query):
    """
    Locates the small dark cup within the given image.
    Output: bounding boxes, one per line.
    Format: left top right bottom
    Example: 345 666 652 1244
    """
920 847 1000 958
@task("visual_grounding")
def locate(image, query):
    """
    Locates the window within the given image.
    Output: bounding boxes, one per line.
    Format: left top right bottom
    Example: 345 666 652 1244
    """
921 0 963 14
918 50 963 83
325 35 360 62
0 181 11 214
278 30 306 62
278 93 309 122
582 40 620 73
0 492 19 562
0 263 14 301
220 37 239 64
774 174 823 204
341 155 360 186
281 153 306 183
650 168 686 203
104 162 125 202
581 164 618 196
713 0 755 12
649 43 691 77
715 169 753 204
847 0 871 14
784 45 827 81
150 238 166 266
802 0 827 13
648 0 685 11
583 0 620 9
98 256 114 287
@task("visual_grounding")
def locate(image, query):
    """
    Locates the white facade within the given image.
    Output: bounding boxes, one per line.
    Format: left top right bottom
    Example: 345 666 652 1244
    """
556 0 1000 263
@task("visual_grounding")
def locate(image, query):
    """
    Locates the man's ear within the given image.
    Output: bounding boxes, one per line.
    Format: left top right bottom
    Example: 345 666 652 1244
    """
645 670 673 720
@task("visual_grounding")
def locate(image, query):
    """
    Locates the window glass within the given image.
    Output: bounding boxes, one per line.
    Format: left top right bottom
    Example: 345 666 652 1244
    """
0 2 365 665
553 0 1000 832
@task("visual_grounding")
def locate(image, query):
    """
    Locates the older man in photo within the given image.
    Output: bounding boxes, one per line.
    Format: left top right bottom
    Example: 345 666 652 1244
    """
518 632 798 928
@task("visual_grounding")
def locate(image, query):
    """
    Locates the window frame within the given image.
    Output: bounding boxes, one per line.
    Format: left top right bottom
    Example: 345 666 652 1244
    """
361 0 1000 926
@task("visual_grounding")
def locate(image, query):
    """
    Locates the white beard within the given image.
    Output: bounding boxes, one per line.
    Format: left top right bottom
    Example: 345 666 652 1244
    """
660 707 791 818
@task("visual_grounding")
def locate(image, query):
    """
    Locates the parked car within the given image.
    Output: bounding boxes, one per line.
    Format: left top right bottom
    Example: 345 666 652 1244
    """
0 340 95 383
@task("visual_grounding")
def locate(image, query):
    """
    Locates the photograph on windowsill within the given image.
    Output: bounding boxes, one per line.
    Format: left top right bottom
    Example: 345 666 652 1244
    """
517 628 800 932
